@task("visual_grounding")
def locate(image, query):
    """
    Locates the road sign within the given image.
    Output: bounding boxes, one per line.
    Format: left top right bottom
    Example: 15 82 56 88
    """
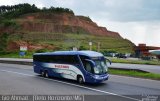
20 46 27 51
89 42 92 46
89 42 92 50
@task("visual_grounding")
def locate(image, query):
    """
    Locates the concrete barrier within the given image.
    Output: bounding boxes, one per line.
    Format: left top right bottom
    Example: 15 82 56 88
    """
0 60 32 66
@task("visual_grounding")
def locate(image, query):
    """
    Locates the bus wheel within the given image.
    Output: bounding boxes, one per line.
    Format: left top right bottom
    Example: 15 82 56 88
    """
45 71 49 78
41 71 45 77
77 76 84 84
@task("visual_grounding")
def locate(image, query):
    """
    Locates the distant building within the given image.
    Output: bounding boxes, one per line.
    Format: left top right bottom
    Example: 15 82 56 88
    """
134 44 160 58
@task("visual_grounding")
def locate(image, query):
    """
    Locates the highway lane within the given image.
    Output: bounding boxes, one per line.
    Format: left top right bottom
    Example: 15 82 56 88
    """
0 63 160 101
110 63 160 74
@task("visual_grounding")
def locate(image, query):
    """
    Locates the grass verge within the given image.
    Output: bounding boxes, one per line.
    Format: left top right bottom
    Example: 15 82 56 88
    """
0 51 33 58
109 68 160 80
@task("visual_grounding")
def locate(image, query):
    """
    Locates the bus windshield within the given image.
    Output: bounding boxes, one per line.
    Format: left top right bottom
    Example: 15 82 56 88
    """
92 58 108 74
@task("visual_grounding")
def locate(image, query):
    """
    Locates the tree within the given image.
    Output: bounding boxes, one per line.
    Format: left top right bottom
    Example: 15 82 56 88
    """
0 3 74 19
0 33 9 51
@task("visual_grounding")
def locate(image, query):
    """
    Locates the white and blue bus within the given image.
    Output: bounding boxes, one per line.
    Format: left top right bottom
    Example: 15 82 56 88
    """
33 51 111 84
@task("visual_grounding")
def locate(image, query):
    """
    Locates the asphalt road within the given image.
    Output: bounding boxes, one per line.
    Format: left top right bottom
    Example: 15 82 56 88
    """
110 63 160 74
0 63 160 101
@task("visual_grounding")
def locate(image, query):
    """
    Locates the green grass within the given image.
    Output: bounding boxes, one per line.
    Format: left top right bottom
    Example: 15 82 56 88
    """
109 57 160 65
0 51 33 59
109 68 160 80
9 32 134 53
18 33 134 53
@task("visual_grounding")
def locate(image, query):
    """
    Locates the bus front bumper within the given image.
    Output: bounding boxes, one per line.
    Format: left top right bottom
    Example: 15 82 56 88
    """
92 74 109 83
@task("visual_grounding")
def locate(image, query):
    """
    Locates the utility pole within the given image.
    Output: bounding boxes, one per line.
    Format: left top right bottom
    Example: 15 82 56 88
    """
97 42 100 52
89 42 92 51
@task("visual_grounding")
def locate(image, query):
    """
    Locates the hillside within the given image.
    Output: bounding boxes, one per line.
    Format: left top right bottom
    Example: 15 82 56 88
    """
17 12 121 37
0 3 135 54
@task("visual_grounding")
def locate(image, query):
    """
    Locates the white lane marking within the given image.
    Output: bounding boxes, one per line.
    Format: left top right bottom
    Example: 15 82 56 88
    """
0 70 140 101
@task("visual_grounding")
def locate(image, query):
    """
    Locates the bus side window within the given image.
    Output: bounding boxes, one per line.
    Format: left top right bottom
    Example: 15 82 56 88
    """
60 55 79 65
84 61 92 72
79 55 93 73
34 55 44 62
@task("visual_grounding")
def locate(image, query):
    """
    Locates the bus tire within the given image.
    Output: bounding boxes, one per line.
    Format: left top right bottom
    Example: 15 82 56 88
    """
41 71 45 77
45 71 49 78
77 75 84 84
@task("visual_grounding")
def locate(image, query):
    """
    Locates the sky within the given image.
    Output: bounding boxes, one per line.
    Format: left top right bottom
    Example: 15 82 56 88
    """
0 0 160 46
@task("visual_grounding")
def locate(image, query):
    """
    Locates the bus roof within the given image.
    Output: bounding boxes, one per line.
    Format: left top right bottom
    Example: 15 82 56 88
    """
34 51 103 57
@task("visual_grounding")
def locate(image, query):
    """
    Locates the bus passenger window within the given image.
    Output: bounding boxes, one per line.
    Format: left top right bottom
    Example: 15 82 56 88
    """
85 62 92 72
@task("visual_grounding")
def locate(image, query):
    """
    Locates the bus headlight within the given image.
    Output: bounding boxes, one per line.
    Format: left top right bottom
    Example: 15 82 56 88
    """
106 67 108 72
94 67 100 74
93 75 100 79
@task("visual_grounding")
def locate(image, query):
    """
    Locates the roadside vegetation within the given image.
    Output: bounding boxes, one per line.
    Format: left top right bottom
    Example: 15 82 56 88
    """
109 68 160 80
0 51 33 58
0 33 10 51
0 33 134 58
5 31 133 53
0 3 74 19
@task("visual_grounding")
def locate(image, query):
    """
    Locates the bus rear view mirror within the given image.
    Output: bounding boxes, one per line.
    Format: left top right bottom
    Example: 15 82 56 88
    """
105 58 112 65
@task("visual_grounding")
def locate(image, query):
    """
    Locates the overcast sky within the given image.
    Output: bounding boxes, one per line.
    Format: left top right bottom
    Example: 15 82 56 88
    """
1 0 160 46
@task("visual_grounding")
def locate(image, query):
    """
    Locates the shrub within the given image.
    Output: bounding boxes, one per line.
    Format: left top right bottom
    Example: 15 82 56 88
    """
35 49 50 53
